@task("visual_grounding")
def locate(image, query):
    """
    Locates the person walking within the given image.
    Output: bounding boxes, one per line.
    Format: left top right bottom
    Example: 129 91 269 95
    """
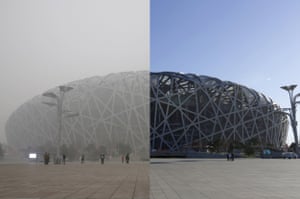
46 153 50 164
43 152 48 165
125 153 130 164
231 153 235 161
43 152 50 165
80 154 85 164
100 153 105 165
62 154 66 165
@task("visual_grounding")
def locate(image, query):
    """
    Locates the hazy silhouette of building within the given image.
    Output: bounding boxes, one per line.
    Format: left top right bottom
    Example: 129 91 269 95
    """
5 71 149 160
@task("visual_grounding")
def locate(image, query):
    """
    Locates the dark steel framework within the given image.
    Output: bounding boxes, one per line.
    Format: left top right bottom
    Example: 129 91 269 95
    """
150 72 289 153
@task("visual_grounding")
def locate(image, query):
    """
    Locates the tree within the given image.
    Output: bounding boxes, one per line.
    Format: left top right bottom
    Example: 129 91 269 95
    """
228 143 234 153
84 143 99 161
244 145 255 156
44 141 56 154
117 143 132 155
60 144 79 161
209 138 223 152
243 139 256 157
98 145 107 155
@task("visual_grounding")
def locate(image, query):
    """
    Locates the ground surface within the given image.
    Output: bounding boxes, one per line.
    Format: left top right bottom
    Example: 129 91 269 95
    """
150 158 300 199
0 161 149 199
2 158 300 199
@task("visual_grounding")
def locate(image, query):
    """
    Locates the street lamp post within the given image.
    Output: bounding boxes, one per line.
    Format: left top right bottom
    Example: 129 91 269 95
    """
42 85 76 164
281 84 300 154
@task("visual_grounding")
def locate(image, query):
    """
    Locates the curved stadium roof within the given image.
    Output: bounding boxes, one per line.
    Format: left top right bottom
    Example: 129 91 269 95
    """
5 71 149 159
5 71 289 157
150 72 288 153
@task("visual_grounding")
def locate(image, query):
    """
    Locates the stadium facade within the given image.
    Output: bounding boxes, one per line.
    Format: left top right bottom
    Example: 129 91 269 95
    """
6 71 288 158
5 71 149 160
150 72 288 155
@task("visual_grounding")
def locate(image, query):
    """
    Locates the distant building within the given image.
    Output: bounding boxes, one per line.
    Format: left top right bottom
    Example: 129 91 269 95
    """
5 71 289 158
150 72 288 155
5 71 149 160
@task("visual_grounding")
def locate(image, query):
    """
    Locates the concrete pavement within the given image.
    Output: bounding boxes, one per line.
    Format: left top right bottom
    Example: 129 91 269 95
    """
0 161 149 199
3 158 300 199
150 158 300 199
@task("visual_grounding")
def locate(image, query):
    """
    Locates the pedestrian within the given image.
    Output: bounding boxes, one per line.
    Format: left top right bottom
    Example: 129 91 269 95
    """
100 153 105 164
231 153 235 161
80 154 85 164
125 153 130 164
228 153 232 161
62 154 66 165
226 153 230 161
47 153 50 164
43 152 47 165
45 152 50 165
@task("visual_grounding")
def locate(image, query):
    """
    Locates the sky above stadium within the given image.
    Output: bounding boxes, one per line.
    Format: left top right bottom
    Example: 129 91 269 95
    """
1 1 299 146
151 0 300 144
0 0 148 143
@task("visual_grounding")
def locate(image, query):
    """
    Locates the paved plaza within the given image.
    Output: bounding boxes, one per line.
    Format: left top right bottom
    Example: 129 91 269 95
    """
0 161 149 199
3 158 300 199
150 158 300 199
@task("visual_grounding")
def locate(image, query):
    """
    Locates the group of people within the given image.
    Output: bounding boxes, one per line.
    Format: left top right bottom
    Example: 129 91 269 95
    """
226 153 235 161
43 152 66 165
100 153 130 164
121 153 130 164
42 152 131 165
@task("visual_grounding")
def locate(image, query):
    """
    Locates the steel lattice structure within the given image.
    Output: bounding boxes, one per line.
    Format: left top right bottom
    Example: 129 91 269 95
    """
150 72 289 153
5 71 149 159
6 71 289 157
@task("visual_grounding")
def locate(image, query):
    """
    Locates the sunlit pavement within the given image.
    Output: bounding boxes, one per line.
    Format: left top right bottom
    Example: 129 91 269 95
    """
150 158 300 199
0 161 149 199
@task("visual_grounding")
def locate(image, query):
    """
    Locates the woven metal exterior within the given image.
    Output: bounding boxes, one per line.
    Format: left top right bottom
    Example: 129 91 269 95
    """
5 71 149 159
6 71 289 157
150 72 288 153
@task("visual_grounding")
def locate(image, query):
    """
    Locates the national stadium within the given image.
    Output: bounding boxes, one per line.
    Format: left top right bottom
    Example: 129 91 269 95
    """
5 71 149 160
150 72 288 156
5 71 288 158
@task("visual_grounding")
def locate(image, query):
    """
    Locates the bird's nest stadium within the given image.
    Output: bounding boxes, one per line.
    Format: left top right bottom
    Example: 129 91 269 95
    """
5 71 288 158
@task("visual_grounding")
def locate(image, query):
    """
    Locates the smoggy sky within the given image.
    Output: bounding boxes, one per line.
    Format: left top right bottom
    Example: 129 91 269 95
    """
0 0 149 143
151 0 300 144
2 0 299 145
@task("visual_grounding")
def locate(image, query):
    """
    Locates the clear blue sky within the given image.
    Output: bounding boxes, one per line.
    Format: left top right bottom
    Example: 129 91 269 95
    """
151 0 300 144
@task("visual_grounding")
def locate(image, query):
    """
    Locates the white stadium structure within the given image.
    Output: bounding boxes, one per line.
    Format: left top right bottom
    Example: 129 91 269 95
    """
5 71 149 160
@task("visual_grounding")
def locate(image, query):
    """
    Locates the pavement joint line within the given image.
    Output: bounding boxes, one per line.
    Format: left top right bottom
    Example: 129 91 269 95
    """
61 178 103 198
0 161 149 199
131 170 139 198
